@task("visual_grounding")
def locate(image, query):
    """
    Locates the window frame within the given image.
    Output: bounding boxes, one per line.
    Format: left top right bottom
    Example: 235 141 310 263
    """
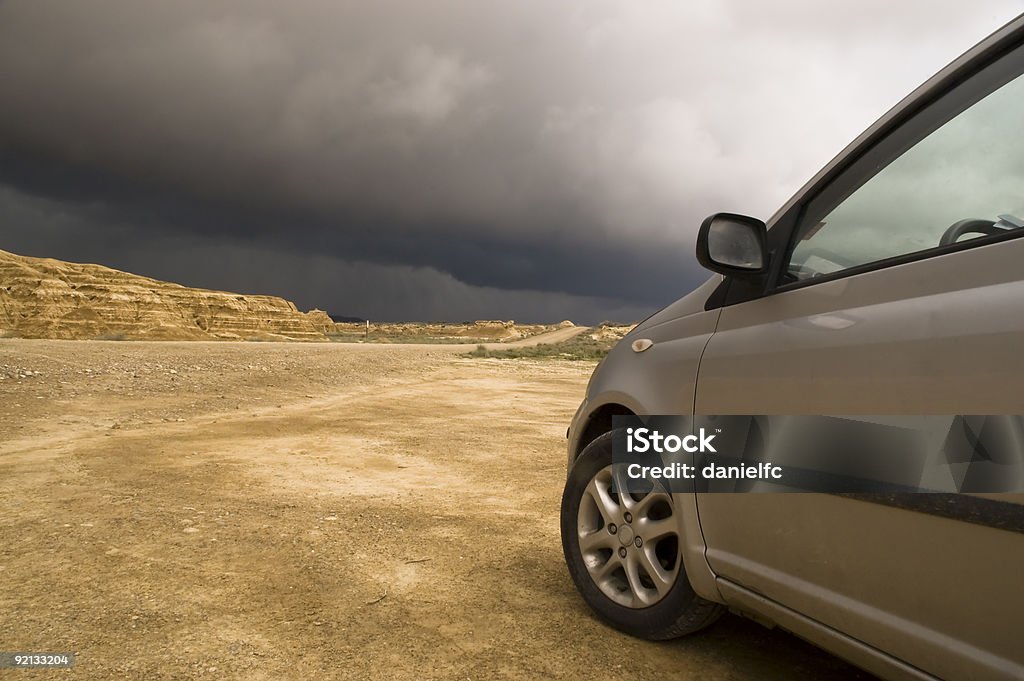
711 19 1024 310
772 43 1024 294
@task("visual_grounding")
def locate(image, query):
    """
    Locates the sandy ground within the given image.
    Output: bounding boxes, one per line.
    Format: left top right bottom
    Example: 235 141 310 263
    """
0 340 872 680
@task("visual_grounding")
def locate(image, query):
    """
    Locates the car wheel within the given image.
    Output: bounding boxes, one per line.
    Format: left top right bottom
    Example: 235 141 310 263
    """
560 431 724 639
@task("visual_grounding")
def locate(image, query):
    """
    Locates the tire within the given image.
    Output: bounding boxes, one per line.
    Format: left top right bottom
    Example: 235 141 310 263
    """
560 431 724 640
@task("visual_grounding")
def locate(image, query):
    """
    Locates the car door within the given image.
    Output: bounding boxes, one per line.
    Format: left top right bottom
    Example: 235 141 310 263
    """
694 40 1024 681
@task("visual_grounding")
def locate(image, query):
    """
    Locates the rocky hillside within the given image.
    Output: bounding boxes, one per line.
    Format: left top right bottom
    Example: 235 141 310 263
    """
329 319 569 342
0 249 332 341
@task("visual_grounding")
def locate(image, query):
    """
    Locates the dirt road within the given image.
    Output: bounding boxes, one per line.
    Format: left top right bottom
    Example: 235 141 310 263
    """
481 324 588 348
0 340 871 680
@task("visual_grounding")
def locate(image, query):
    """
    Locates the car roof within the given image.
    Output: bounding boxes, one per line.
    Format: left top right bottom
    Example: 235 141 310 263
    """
766 12 1024 229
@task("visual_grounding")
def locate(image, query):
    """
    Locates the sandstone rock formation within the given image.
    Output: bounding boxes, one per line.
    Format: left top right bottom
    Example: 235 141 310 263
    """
0 249 329 341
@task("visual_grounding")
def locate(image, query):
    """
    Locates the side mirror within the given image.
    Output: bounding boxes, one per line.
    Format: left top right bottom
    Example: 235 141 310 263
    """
696 212 768 278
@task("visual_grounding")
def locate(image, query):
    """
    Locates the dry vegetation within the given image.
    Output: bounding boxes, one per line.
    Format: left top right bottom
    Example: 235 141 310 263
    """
467 323 635 360
327 320 569 344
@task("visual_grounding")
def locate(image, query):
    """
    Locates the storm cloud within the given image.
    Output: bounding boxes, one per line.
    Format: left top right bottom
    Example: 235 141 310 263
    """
0 1 1020 321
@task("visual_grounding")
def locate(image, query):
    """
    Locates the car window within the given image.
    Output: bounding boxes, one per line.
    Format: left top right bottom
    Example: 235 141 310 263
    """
784 70 1024 283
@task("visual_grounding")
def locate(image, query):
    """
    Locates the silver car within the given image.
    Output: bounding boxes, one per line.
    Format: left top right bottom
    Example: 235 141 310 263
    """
561 14 1024 681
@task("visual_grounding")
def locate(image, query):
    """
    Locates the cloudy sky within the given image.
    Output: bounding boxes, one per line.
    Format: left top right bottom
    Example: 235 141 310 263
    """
0 1 1020 323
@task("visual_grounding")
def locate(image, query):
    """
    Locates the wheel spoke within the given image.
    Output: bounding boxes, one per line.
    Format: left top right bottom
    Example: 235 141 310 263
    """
637 545 676 599
632 489 671 517
624 553 656 607
593 553 624 582
638 515 678 540
579 529 614 553
584 475 620 524
611 464 636 510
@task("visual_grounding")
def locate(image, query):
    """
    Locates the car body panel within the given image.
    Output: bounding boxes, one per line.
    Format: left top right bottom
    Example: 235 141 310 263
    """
695 232 1024 681
717 580 939 681
568 274 723 464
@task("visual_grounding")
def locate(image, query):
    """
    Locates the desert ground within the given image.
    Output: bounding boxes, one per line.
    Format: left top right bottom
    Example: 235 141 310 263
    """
0 339 872 680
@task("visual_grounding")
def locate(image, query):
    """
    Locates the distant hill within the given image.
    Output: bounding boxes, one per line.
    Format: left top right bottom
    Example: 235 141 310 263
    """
0 248 334 341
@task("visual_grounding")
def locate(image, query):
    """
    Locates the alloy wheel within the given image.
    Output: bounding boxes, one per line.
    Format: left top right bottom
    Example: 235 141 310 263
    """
576 464 681 608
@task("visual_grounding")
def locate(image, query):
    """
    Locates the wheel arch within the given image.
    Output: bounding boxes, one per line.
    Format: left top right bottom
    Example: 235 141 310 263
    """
573 402 636 461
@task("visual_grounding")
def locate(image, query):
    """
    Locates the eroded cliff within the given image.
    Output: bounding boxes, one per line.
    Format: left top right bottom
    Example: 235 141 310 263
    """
0 249 329 341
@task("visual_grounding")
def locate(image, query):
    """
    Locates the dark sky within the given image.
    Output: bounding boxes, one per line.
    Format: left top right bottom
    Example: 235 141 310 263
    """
0 1 1019 323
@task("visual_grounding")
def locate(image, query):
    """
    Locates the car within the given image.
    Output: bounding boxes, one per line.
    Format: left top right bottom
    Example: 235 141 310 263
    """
560 13 1024 681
